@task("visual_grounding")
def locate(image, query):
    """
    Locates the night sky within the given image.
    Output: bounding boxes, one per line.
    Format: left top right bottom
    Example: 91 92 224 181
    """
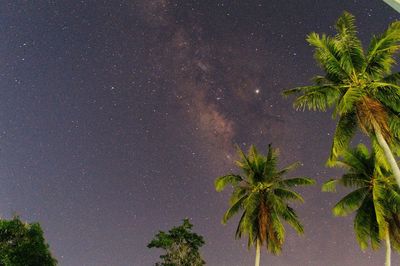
0 1 399 265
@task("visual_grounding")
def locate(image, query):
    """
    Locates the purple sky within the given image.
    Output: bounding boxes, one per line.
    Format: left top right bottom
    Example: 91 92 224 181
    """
0 1 399 265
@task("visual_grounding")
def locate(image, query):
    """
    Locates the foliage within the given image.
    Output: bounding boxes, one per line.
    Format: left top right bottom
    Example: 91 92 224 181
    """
322 144 400 251
147 219 205 266
0 217 57 266
215 144 315 254
283 11 400 164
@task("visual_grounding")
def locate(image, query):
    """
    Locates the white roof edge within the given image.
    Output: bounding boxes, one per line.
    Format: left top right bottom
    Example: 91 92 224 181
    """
384 0 400 13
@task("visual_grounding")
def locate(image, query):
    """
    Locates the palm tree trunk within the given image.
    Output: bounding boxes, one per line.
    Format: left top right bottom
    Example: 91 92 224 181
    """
385 229 391 266
255 239 261 266
375 131 400 188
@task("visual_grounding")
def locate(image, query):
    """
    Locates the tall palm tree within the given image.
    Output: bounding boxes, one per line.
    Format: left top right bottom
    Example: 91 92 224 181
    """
283 12 400 187
322 144 400 266
215 144 315 266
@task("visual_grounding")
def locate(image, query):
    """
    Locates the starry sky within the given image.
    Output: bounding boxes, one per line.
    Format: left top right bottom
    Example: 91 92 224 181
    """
0 1 399 265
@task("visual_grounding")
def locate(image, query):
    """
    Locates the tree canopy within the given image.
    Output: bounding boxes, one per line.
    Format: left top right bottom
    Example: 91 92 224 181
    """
322 144 400 265
0 217 57 266
283 11 400 186
148 219 205 266
215 144 314 265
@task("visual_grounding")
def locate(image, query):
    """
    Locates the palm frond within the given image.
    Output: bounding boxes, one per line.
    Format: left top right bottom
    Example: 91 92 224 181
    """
369 81 400 91
389 116 400 139
268 212 285 254
230 187 247 205
307 32 350 80
312 75 333 85
332 187 369 216
223 194 247 224
289 85 341 111
372 184 389 238
386 186 400 213
235 144 255 176
279 177 315 187
322 179 339 192
263 144 278 180
275 162 301 177
382 71 400 84
338 86 365 115
375 86 400 114
365 21 400 77
354 143 370 158
242 193 260 247
327 112 357 165
215 174 243 192
235 211 246 239
249 145 261 172
340 148 370 176
340 173 370 188
280 206 304 235
334 11 365 73
274 188 304 203
354 198 380 250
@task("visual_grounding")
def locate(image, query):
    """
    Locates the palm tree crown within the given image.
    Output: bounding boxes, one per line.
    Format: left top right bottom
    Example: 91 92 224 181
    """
322 144 400 264
283 12 400 184
215 144 315 258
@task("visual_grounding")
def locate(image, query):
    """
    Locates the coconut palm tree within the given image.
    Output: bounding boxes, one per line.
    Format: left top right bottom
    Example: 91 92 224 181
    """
215 144 315 266
283 12 400 187
322 144 400 266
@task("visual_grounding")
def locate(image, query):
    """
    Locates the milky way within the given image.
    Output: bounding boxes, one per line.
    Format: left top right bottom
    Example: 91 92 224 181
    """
0 1 399 265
